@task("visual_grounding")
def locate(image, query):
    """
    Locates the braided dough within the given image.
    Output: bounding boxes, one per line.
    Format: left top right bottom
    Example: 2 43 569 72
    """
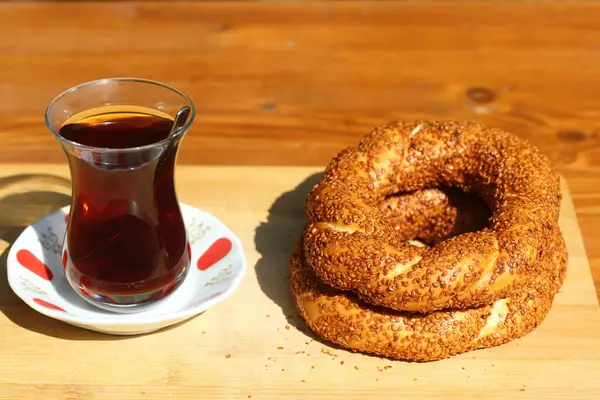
303 120 562 313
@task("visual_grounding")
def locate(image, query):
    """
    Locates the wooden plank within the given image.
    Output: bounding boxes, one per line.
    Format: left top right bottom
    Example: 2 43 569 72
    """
0 2 598 167
0 164 599 399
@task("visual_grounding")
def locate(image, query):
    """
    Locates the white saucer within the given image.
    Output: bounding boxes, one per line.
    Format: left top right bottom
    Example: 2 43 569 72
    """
6 203 247 335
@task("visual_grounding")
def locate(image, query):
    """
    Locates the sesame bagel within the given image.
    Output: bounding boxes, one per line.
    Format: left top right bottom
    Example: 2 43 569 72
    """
303 120 561 313
292 228 567 362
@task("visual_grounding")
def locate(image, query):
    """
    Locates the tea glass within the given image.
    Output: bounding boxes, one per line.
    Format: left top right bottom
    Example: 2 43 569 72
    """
44 78 196 312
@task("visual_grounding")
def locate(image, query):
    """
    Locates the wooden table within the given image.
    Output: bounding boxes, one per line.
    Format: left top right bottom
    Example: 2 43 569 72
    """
1 164 600 400
0 1 600 396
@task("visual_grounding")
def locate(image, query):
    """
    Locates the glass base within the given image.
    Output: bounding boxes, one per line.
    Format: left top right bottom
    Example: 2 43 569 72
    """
66 265 190 314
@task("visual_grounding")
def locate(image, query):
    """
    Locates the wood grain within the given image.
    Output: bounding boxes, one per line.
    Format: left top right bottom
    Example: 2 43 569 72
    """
1 3 599 295
0 164 599 399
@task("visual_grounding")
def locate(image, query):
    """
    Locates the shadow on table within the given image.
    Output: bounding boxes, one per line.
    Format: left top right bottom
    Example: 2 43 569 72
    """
254 171 328 340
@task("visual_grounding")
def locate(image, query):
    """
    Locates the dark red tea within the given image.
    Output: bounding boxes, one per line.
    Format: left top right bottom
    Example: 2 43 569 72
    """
59 107 189 307
59 112 174 149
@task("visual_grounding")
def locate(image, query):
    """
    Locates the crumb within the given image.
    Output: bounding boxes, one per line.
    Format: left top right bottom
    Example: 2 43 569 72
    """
311 366 315 369
268 357 272 360
321 348 338 357
519 389 525 392
285 325 291 330
377 367 383 372
301 380 306 383
384 365 392 370
340 361 345 365
225 354 231 359
277 347 283 350
266 314 270 318
414 378 417 381
201 331 206 334
295 351 305 355
281 369 285 372
461 367 465 370
248 396 252 399
354 366 359 370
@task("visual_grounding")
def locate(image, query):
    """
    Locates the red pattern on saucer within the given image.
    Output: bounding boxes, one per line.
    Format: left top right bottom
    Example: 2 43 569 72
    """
17 249 53 281
197 238 232 271
33 298 66 312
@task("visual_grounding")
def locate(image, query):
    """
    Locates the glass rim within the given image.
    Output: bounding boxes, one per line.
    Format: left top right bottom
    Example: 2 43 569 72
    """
44 77 196 153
